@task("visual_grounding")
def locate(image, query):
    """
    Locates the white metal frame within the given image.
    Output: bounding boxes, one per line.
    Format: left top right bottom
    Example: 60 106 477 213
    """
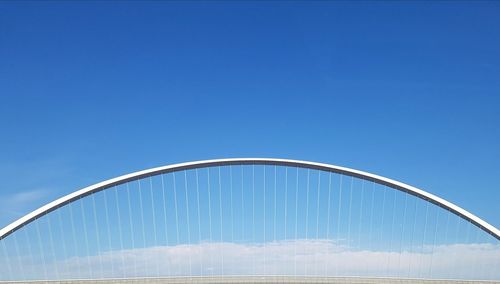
1 158 498 241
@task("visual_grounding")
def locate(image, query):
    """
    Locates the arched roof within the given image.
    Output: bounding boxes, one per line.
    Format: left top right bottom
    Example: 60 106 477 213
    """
1 158 498 241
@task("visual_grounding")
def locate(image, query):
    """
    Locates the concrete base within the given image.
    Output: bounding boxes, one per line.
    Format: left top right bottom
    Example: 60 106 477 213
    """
1 276 498 284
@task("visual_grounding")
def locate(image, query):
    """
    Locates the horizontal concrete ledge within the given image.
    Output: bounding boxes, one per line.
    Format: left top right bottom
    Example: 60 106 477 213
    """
1 276 499 284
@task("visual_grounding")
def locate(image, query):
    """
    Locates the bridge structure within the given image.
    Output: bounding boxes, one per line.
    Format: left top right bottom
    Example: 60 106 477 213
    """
0 158 499 283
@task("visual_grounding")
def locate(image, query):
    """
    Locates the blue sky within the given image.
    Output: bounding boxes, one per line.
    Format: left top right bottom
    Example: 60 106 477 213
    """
1 0 499 233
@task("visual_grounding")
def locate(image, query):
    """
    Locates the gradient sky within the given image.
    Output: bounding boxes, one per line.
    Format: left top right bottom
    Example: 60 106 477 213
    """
0 0 499 232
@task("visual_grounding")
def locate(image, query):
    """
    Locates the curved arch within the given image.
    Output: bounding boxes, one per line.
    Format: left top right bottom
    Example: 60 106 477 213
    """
1 158 498 241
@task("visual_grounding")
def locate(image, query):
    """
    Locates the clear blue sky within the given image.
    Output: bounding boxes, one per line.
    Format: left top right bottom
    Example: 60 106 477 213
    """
1 0 499 231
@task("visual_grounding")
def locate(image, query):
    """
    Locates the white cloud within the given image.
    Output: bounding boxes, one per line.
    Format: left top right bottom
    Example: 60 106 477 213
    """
0 189 48 216
0 157 73 228
2 240 499 281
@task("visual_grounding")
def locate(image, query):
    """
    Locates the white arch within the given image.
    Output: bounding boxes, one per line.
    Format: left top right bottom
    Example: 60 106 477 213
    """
1 158 498 241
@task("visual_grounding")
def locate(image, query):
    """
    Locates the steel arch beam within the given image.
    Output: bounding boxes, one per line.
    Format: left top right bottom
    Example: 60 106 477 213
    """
1 158 499 241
